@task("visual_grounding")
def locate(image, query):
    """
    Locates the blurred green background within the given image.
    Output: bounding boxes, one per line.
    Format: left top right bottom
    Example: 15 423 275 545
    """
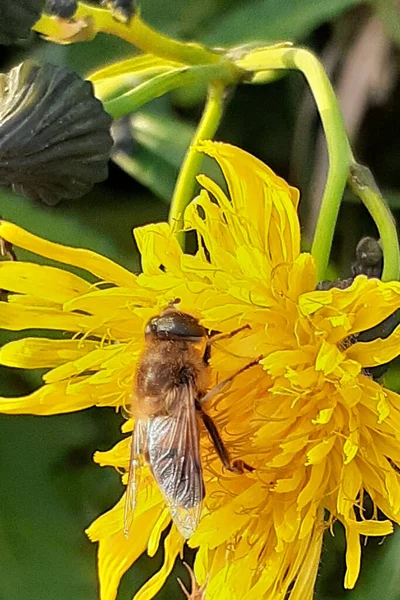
1 0 400 598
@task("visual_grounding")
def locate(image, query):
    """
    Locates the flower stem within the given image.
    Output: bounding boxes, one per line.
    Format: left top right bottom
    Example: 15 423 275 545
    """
348 163 400 281
237 46 353 280
169 83 225 246
102 64 236 118
34 3 227 66
237 46 400 282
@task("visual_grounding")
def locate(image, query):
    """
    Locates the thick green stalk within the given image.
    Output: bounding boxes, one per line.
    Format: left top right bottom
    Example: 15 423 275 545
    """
34 3 229 66
348 164 400 281
103 64 236 119
169 83 225 246
238 46 399 282
237 46 353 280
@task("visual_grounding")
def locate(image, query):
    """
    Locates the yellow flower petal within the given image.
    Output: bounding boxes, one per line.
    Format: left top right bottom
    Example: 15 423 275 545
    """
297 463 326 510
1 144 400 600
147 508 170 557
347 518 393 536
288 517 324 600
315 340 344 375
338 461 362 518
0 302 107 333
94 437 131 469
43 344 124 383
344 521 361 589
347 322 400 367
0 220 136 287
133 529 184 600
350 279 400 334
306 436 336 465
97 510 162 600
0 261 90 302
134 222 183 277
196 141 300 266
0 381 94 414
0 338 98 369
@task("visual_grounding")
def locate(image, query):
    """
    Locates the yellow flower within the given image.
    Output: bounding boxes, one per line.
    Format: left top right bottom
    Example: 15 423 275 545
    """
1 142 400 600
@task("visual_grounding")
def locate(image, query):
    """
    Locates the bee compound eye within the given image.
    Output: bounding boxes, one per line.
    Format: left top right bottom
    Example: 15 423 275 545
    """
161 312 205 340
144 317 158 336
144 311 206 340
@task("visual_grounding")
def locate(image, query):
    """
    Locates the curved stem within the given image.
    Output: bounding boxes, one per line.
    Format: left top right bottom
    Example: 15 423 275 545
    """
348 163 400 281
238 46 353 280
34 4 229 67
238 46 399 282
102 64 236 118
169 83 225 246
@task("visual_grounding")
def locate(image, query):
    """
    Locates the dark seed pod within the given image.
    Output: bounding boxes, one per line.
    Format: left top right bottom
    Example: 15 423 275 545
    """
0 61 113 205
0 0 45 45
351 236 383 278
45 0 78 19
316 278 353 291
105 0 136 23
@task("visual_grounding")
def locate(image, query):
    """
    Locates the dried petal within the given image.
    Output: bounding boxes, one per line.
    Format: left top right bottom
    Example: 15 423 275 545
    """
0 0 45 45
0 61 113 205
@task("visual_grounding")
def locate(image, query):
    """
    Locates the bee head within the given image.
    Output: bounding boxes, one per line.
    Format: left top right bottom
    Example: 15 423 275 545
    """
145 309 206 342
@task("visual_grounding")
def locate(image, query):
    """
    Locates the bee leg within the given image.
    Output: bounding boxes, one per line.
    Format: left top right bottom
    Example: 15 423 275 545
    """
196 402 253 474
202 343 212 366
203 324 251 365
199 357 262 401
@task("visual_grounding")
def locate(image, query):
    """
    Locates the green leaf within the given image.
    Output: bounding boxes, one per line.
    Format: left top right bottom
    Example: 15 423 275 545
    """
89 55 183 83
0 364 123 600
348 525 400 600
201 0 365 46
0 177 169 275
112 103 195 202
316 521 400 600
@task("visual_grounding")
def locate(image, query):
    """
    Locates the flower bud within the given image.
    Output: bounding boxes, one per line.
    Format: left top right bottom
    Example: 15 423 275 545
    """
0 61 113 205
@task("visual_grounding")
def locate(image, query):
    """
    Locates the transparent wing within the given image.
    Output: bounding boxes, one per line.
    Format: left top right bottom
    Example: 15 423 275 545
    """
146 385 204 539
124 418 146 537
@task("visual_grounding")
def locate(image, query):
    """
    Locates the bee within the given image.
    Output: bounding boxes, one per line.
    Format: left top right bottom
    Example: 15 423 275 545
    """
104 0 136 23
124 303 258 538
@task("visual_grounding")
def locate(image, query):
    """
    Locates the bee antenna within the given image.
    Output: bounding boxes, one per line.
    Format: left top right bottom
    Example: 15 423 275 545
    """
168 297 181 307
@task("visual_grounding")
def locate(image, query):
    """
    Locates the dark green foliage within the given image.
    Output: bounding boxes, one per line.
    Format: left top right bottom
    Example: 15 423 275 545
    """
0 61 113 204
0 0 45 45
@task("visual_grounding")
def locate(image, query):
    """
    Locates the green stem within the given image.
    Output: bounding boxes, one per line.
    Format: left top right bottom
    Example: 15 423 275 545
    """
237 46 353 280
34 3 228 66
238 46 400 282
348 163 400 281
103 64 236 119
169 83 225 246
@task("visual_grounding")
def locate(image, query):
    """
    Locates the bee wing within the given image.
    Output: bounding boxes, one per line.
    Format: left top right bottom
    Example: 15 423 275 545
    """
146 385 204 539
124 418 146 537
